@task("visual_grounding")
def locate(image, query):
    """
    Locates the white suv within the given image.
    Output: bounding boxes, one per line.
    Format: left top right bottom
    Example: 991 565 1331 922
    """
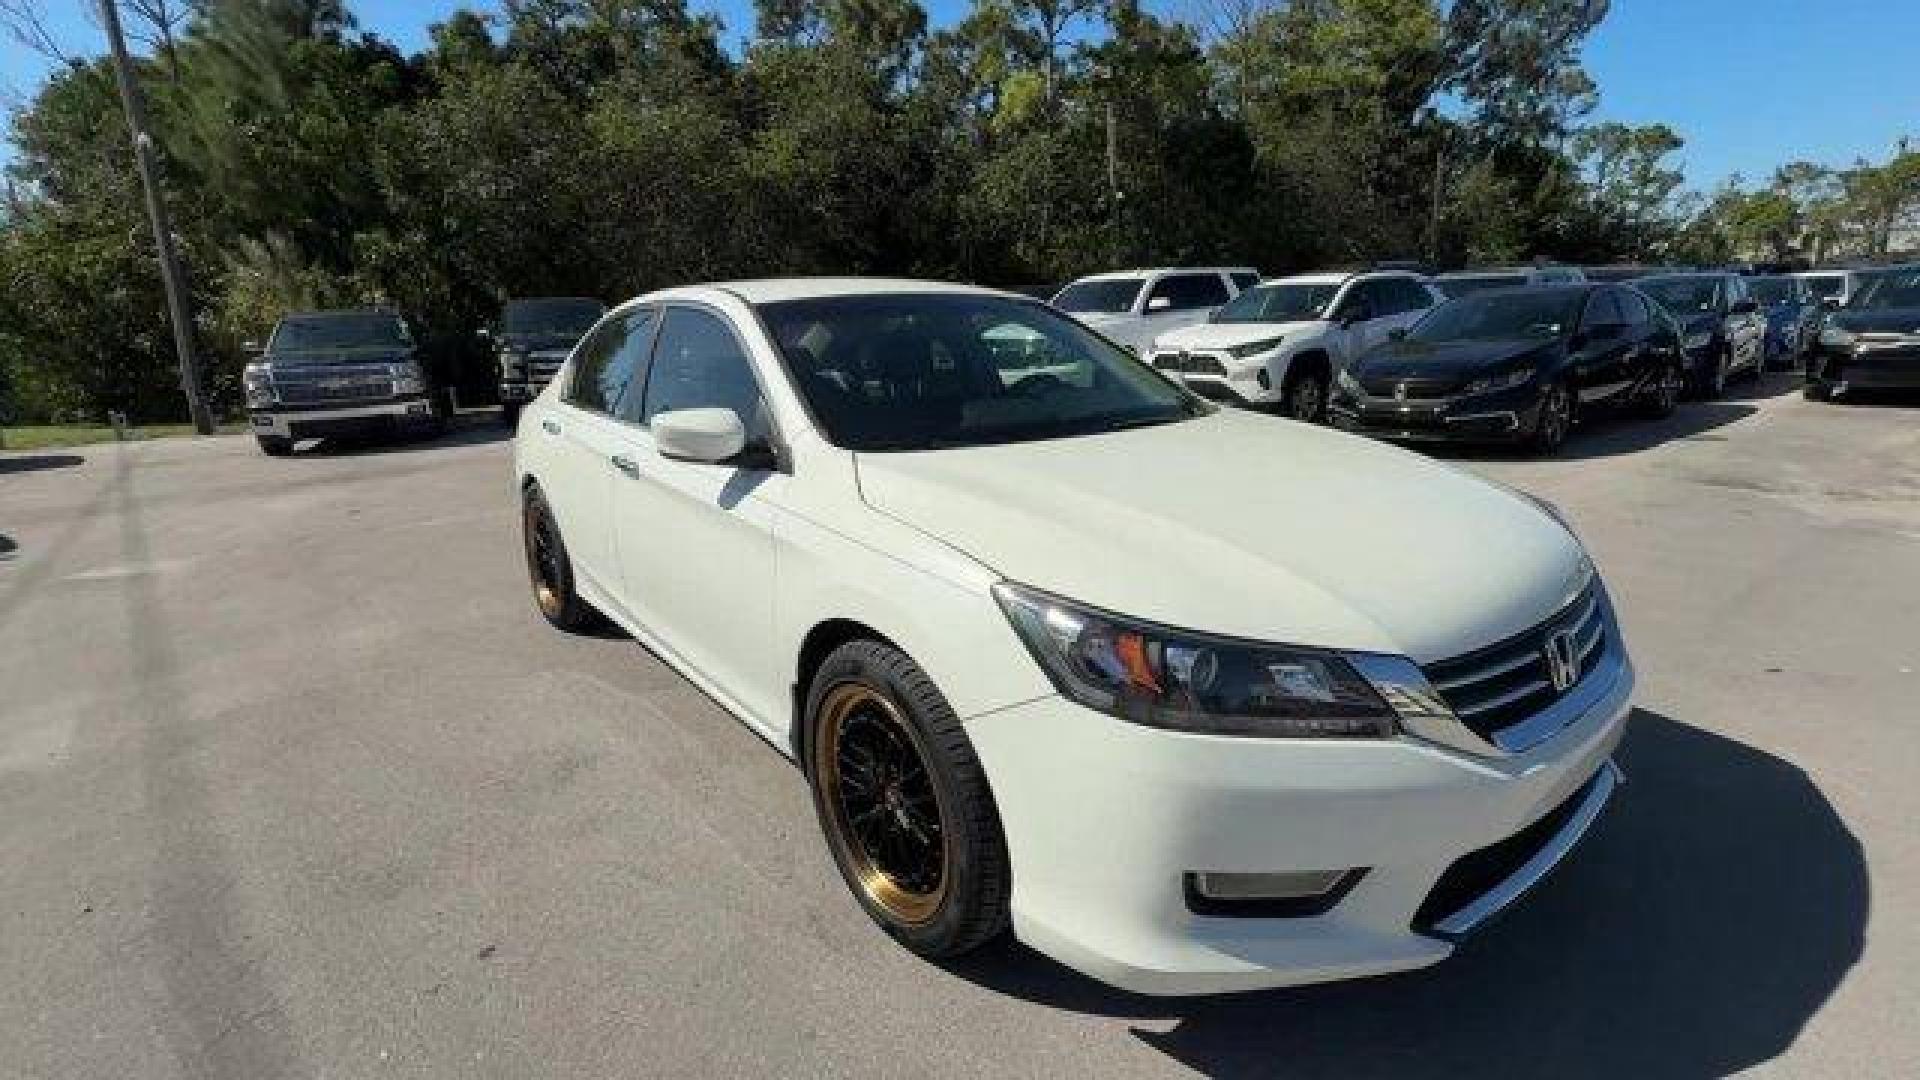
1052 267 1260 358
514 278 1631 996
1147 271 1444 421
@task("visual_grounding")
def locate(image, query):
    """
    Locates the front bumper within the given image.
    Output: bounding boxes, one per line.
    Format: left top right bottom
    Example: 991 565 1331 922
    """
249 396 437 440
1815 343 1920 389
499 373 558 402
1151 350 1283 406
964 649 1632 995
1329 383 1544 444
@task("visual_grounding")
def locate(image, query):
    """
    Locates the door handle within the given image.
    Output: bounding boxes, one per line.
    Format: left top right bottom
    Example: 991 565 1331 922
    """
541 419 561 435
610 454 638 477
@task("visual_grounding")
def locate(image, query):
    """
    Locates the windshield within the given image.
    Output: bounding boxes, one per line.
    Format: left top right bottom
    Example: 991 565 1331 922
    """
1636 277 1721 314
503 298 604 336
1799 275 1844 300
1212 281 1339 323
1851 269 1920 310
1052 278 1144 315
1409 291 1584 343
759 293 1204 452
1439 274 1527 297
1746 278 1796 306
270 313 410 352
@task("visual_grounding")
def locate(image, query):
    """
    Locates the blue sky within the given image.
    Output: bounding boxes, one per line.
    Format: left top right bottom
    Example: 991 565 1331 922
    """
4 0 1914 191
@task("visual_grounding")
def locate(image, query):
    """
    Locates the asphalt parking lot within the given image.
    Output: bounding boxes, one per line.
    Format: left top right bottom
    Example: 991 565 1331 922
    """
3 371 1917 1079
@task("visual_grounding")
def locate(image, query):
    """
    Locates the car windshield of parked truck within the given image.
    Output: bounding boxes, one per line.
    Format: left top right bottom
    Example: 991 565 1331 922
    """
1212 281 1340 322
270 314 411 353
1409 291 1584 343
1636 277 1720 313
1800 275 1844 300
1746 278 1796 305
1438 274 1527 296
1052 278 1144 314
761 293 1203 451
1851 270 1920 310
503 298 605 336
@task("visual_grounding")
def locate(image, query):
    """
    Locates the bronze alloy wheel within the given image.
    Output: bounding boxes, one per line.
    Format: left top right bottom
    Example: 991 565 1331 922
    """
524 498 566 620
813 682 953 926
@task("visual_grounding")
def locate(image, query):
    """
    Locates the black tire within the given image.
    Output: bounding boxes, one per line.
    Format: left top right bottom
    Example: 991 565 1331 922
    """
1803 379 1833 402
256 434 294 457
1643 362 1682 419
501 401 523 429
805 639 1010 959
1278 363 1329 424
1529 379 1574 454
1692 347 1729 399
521 484 602 632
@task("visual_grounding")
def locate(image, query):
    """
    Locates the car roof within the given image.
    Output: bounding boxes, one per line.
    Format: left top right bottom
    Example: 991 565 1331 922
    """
1064 267 1257 283
1259 272 1352 286
656 277 1020 306
280 308 402 319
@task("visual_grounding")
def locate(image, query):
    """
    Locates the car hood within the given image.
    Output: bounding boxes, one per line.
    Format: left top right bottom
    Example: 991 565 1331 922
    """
854 410 1589 663
1154 320 1322 350
1350 338 1557 384
1832 307 1920 334
1068 311 1139 328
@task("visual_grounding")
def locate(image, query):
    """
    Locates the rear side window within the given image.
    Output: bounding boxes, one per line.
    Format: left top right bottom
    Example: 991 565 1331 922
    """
640 307 768 434
1149 273 1232 311
1387 278 1435 314
564 309 653 415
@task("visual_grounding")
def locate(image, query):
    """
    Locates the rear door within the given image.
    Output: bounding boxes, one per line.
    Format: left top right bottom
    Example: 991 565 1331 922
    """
539 308 654 598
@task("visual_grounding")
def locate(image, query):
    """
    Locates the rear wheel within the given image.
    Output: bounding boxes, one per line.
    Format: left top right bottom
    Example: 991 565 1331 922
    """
501 401 523 429
1643 363 1683 419
806 640 1010 959
256 434 294 457
522 484 601 632
1693 347 1729 399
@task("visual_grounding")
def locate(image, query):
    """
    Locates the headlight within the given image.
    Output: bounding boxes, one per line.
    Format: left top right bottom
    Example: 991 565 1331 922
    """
1820 324 1856 350
1682 332 1712 350
1335 368 1364 396
993 583 1398 739
242 364 275 408
390 362 426 395
1228 336 1284 359
501 350 528 378
1463 368 1534 395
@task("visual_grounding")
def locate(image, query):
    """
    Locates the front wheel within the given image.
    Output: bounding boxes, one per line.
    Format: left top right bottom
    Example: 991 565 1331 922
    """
1279 367 1328 423
1529 380 1574 453
1643 363 1682 419
501 401 522 429
806 640 1010 959
256 433 294 457
521 484 602 632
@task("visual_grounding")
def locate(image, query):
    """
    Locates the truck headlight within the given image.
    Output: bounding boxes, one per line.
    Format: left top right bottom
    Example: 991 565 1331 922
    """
500 350 528 378
1682 332 1712 350
994 583 1398 739
1820 324 1856 350
243 364 275 408
1464 368 1533 395
1228 336 1285 359
390 362 426 395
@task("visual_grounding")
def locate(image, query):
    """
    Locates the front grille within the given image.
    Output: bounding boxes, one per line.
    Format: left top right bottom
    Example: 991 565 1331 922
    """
1152 351 1227 377
1360 376 1457 399
1422 581 1605 743
274 365 396 404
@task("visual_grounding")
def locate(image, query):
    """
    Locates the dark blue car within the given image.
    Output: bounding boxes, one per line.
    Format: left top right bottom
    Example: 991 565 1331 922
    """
1745 275 1817 369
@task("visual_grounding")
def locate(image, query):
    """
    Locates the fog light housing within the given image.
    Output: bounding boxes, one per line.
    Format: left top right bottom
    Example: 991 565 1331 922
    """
1184 869 1365 918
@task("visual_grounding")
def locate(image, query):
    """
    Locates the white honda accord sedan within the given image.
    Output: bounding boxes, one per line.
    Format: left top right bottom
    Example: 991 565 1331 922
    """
512 278 1633 995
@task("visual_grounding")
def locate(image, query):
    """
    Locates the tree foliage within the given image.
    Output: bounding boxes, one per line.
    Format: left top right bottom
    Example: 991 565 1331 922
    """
0 0 1913 424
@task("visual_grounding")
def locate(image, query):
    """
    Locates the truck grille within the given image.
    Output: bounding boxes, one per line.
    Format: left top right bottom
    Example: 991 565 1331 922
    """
274 365 396 404
529 350 569 384
1422 581 1606 743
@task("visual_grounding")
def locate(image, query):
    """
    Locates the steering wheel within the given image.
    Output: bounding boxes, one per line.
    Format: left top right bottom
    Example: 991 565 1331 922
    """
1006 372 1066 397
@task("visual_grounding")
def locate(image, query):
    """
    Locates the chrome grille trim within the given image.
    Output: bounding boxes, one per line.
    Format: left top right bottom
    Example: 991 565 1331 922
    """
1418 579 1612 751
1455 678 1552 719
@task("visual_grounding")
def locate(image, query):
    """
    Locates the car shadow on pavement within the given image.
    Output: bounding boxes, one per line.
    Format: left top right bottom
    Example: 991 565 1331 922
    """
947 710 1867 1079
0 452 85 475
306 417 512 457
1428 401 1759 464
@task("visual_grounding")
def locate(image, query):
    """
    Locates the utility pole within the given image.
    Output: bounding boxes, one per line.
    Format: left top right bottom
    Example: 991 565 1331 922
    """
1105 96 1122 267
100 0 214 435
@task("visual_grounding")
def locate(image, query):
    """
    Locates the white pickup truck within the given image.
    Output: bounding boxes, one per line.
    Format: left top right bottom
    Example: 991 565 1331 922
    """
1051 267 1260 358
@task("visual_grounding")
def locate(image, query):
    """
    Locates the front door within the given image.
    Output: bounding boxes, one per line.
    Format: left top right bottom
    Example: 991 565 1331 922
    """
541 310 653 597
608 304 785 726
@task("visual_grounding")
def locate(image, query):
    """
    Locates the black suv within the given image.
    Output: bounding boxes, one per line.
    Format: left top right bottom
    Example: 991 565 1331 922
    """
1805 265 1920 401
489 297 606 425
244 309 445 456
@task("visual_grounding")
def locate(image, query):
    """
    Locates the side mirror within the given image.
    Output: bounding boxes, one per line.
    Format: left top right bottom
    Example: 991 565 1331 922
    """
1146 295 1173 312
654 407 748 464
